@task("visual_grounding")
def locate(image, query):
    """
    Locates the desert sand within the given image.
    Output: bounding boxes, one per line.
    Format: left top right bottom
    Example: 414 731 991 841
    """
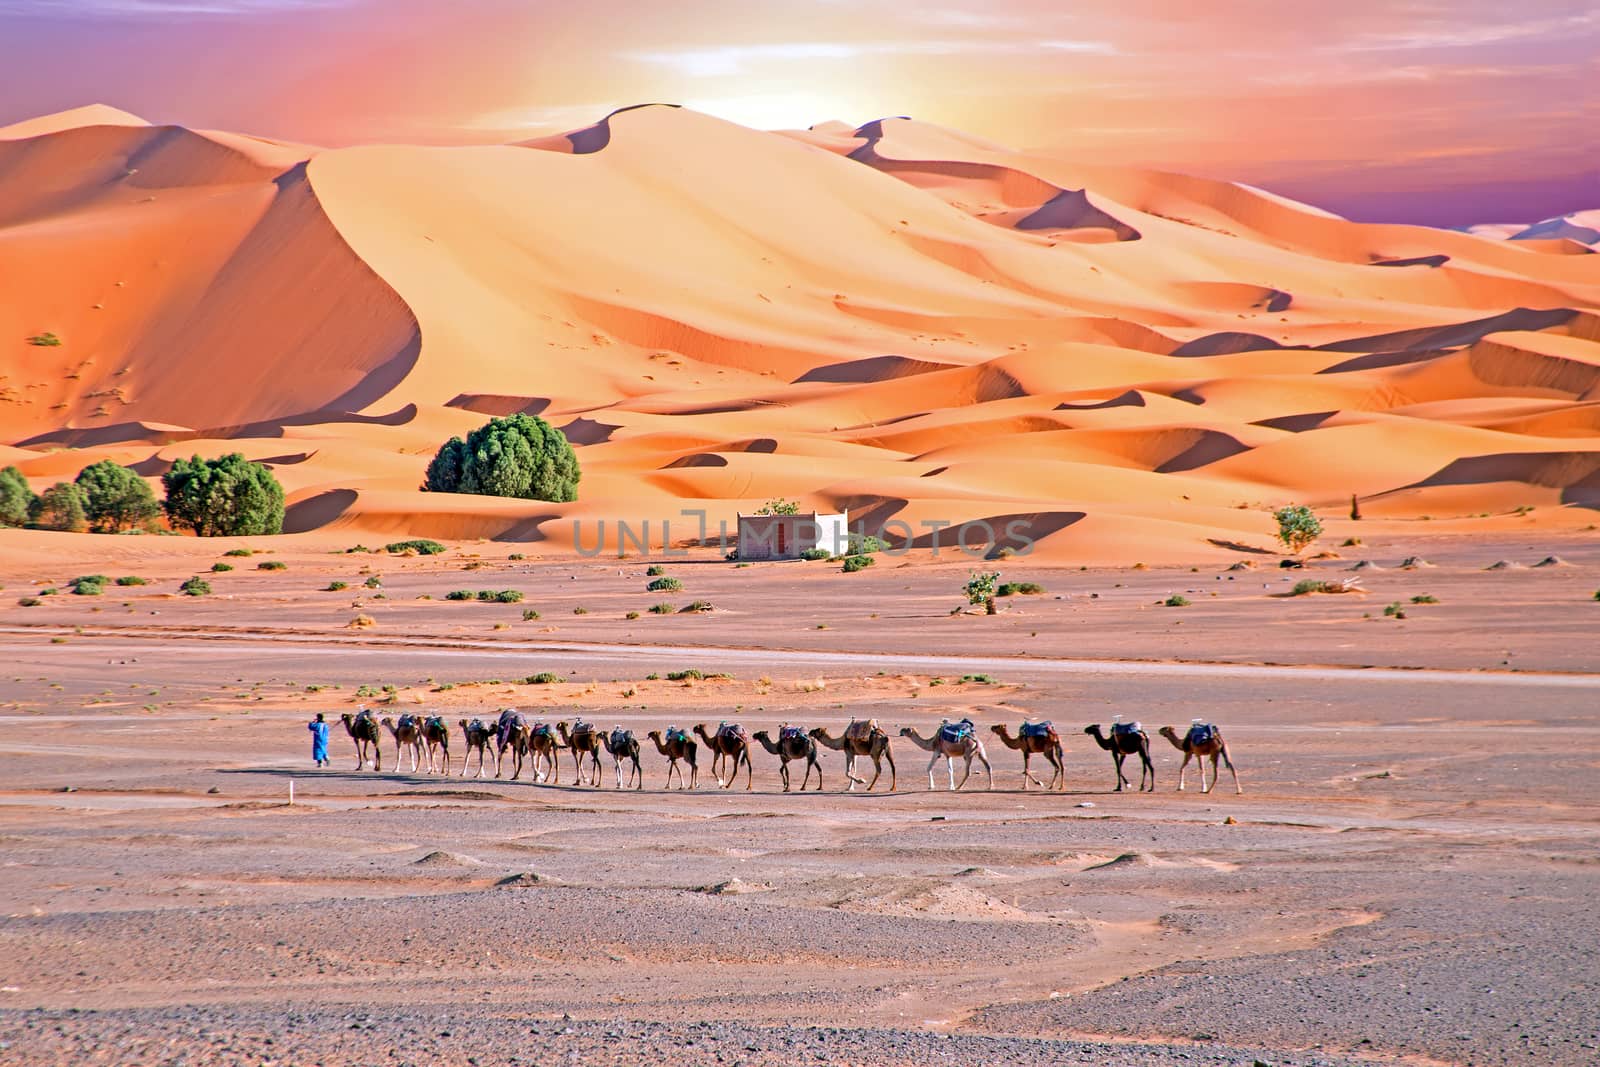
2 104 1598 562
2 101 1599 1065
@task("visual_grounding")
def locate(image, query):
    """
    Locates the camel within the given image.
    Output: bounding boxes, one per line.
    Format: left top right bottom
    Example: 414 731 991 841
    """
646 727 698 789
526 721 561 783
493 708 531 780
458 718 495 778
1158 722 1242 795
694 722 753 790
601 726 643 790
340 709 382 771
752 725 822 792
557 719 605 787
1084 719 1154 792
810 720 896 792
419 715 450 774
381 714 424 773
990 721 1066 791
898 720 992 791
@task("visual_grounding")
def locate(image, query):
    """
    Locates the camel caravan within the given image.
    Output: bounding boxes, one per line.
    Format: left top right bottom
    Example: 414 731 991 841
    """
329 708 1242 795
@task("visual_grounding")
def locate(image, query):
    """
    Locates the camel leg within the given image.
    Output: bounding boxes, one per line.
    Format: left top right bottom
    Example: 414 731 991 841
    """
1177 752 1192 791
743 751 753 791
859 755 877 792
1021 751 1043 790
948 755 959 791
884 748 896 792
1221 746 1242 795
976 749 993 790
925 751 940 791
1141 751 1155 792
632 756 642 790
1049 748 1064 791
1113 752 1127 791
806 756 821 791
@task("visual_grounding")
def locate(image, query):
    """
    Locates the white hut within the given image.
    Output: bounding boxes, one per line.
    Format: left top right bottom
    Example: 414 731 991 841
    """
736 509 849 561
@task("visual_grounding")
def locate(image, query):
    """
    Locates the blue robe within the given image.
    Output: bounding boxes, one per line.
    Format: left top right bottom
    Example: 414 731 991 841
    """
308 720 330 762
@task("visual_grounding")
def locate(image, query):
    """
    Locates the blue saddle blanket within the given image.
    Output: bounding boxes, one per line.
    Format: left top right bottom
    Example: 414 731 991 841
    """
1112 720 1143 737
1019 721 1055 741
939 720 975 745
1188 724 1216 747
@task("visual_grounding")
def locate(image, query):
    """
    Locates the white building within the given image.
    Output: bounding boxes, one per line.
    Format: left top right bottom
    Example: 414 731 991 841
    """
735 509 849 561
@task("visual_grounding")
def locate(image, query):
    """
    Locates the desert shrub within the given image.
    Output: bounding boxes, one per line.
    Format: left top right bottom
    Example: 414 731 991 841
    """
1164 594 1190 607
1290 579 1332 596
424 414 579 502
521 607 540 620
211 562 233 573
257 560 286 571
75 460 160 533
679 599 713 613
363 575 382 589
18 597 40 607
223 548 253 557
445 590 473 601
964 570 1000 614
162 454 284 536
648 602 673 614
1593 589 1600 602
798 547 831 561
846 533 887 555
508 553 524 561
959 673 995 684
997 581 1045 596
344 544 371 554
30 482 88 532
646 564 666 576
179 576 211 596
39 587 58 596
115 575 147 586
524 672 560 685
841 554 873 573
1383 602 1406 618
385 539 445 555
625 610 640 620
1411 594 1438 604
572 606 588 615
348 614 376 628
647 576 683 592
326 581 348 592
755 498 800 515
27 332 62 346
1273 504 1322 555
0 466 37 528
477 589 522 603
665 669 704 681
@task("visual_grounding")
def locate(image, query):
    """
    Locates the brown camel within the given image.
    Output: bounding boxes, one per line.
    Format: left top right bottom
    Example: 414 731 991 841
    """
1084 719 1154 792
990 721 1066 791
340 708 382 771
493 708 531 780
810 721 896 791
646 727 698 789
898 720 992 791
381 714 424 773
1158 722 1242 795
458 718 496 778
418 715 450 775
694 722 753 790
601 726 643 790
752 725 822 792
527 721 561 783
557 719 605 787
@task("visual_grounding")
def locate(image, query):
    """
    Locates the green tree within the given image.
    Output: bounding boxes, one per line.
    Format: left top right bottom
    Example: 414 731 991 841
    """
75 459 160 533
424 414 579 502
1273 504 1323 555
162 454 285 537
30 481 88 532
965 570 1001 615
755 498 800 516
0 465 36 527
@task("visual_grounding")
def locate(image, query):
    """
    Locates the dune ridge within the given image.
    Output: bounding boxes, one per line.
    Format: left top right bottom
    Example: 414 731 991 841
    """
2 104 1598 561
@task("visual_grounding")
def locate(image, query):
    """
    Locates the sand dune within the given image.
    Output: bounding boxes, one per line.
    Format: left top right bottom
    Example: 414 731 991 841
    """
2 104 1598 561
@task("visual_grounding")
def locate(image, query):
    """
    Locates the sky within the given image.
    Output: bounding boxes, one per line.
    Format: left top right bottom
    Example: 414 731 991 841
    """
2 0 1595 225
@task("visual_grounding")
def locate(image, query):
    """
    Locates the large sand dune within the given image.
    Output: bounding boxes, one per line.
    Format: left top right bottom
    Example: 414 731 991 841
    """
3 105 1597 560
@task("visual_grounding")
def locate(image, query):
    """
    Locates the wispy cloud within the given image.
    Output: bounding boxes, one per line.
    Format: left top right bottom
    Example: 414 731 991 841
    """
1336 11 1598 52
0 0 354 15
626 38 1116 77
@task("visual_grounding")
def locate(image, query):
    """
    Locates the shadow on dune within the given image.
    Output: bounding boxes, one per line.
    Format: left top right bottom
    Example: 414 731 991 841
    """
1055 389 1147 411
1315 307 1578 354
1153 431 1251 473
18 404 417 450
448 395 550 417
1381 452 1600 510
795 354 956 384
283 488 358 533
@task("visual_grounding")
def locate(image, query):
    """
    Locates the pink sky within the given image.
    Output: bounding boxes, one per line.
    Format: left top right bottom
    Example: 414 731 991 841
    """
2 0 1595 225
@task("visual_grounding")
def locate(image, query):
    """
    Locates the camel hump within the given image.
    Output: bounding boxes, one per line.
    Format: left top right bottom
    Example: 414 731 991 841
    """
719 722 750 743
779 724 806 742
1112 720 1144 737
1187 722 1218 745
938 720 976 744
844 718 878 742
1020 721 1057 741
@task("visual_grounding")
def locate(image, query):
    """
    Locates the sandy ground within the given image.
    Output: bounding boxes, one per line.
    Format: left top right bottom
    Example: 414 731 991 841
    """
1 532 1597 1065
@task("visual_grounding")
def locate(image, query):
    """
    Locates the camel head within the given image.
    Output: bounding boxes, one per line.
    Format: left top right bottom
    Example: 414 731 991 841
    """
1158 726 1179 740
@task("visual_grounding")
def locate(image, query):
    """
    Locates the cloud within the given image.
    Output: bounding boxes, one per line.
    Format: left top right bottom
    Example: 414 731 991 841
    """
626 38 1116 77
1337 11 1599 52
0 0 354 15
